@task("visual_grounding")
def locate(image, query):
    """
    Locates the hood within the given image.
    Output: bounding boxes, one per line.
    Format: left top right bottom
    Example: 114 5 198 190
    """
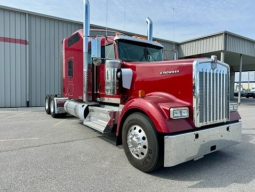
121 59 196 104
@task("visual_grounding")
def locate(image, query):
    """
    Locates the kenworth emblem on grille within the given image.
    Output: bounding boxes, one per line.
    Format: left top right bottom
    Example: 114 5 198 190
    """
211 55 217 70
160 70 180 75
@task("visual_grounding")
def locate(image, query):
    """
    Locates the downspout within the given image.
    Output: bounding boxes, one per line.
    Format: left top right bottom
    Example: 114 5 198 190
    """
221 32 226 62
238 54 243 105
83 0 90 102
26 13 29 107
173 47 178 60
146 17 153 41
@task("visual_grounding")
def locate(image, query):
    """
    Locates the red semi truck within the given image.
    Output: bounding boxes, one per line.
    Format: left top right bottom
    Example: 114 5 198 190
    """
45 0 242 172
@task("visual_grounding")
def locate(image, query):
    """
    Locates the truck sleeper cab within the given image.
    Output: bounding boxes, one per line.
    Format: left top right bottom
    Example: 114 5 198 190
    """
45 30 241 172
45 0 242 173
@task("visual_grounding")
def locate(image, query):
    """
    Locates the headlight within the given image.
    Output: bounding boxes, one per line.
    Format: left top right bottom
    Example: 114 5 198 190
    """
170 107 189 119
230 103 238 111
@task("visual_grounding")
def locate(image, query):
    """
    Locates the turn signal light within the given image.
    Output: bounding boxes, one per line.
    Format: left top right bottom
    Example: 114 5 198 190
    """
139 36 147 40
230 103 238 111
132 35 147 40
139 90 146 98
116 33 121 36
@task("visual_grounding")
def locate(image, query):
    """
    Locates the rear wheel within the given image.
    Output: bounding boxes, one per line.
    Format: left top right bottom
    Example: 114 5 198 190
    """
45 96 51 114
122 112 163 172
50 97 57 118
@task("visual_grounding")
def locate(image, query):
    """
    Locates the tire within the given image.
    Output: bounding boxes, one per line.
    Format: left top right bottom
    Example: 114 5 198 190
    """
50 97 57 118
122 112 163 172
45 96 51 114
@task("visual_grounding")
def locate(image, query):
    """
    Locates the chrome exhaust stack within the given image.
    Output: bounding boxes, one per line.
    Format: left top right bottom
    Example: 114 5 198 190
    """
83 0 90 102
146 17 153 41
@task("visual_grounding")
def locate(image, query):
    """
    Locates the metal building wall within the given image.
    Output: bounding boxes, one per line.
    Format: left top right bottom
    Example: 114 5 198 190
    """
0 6 82 107
28 15 82 106
157 40 177 60
178 33 224 58
226 33 255 57
0 9 27 107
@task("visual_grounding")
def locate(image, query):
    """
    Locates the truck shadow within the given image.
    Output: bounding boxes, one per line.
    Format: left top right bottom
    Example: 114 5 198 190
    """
151 134 255 188
63 115 77 119
97 133 124 149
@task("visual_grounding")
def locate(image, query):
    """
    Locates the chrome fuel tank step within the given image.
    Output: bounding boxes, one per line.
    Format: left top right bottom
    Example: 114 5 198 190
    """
83 105 121 133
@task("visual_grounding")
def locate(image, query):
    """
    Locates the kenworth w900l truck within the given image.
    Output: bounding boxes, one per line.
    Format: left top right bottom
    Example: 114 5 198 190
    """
45 0 241 172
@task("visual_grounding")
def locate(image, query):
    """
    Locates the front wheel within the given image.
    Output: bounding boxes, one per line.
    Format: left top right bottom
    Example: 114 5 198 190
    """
122 112 163 172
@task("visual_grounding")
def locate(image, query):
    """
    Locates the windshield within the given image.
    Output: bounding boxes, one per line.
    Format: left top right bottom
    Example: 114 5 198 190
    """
118 40 163 62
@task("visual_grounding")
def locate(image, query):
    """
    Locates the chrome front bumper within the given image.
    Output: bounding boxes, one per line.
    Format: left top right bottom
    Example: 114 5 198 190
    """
164 121 242 167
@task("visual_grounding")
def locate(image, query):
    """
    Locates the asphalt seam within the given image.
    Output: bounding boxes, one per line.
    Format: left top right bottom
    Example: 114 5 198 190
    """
0 137 98 154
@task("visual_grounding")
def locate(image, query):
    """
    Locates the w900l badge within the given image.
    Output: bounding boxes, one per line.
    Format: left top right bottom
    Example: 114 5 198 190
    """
160 70 180 75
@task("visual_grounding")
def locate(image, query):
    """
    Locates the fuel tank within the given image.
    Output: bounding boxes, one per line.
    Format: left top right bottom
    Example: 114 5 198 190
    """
64 100 88 120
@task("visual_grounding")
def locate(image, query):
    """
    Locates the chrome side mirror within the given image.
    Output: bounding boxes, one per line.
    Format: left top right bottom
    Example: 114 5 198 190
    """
91 38 101 66
92 58 101 66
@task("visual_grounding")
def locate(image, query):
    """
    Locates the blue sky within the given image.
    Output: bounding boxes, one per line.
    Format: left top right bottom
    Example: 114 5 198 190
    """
0 0 255 42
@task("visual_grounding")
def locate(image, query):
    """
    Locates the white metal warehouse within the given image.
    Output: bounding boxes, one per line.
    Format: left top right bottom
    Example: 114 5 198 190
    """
1 5 255 107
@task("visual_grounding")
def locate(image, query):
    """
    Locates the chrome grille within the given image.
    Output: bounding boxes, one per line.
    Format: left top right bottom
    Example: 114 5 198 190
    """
193 59 230 127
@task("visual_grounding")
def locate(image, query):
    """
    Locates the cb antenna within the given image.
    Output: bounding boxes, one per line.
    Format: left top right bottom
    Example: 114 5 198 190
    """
172 7 177 60
105 0 109 36
124 1 126 30
173 7 175 42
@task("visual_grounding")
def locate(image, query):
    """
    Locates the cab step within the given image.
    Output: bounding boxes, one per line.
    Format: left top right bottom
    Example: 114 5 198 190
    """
83 105 121 133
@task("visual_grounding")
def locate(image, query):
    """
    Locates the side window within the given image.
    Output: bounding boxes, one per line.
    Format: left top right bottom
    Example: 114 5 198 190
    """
100 46 106 64
88 50 92 65
68 33 80 47
68 60 73 77
105 44 115 59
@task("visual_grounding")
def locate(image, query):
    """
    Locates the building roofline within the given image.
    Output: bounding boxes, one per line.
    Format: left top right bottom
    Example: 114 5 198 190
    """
0 5 178 44
0 5 83 25
224 31 255 43
179 30 255 44
179 31 226 44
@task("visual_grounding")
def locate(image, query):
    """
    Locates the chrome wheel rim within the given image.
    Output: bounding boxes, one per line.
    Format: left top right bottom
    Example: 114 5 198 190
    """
127 125 148 159
50 99 54 114
45 98 48 110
